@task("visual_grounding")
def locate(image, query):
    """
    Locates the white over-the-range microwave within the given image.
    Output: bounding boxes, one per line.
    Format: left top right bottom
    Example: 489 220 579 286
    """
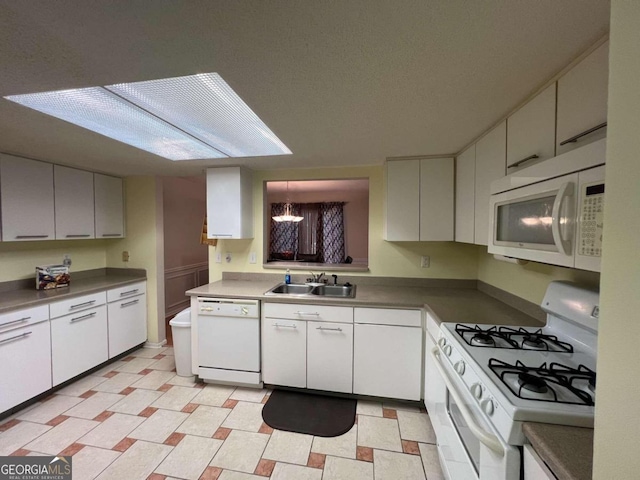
488 138 606 272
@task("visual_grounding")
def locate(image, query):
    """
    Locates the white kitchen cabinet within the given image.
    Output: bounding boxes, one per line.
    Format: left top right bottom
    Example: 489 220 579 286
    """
385 158 454 241
206 167 253 239
54 165 95 240
262 318 307 388
50 291 107 319
94 173 124 239
353 307 422 401
307 321 353 393
0 154 55 241
51 305 108 385
107 288 147 358
507 84 557 171
556 41 609 155
474 121 506 245
455 145 475 244
0 320 52 413
263 302 353 324
523 444 556 480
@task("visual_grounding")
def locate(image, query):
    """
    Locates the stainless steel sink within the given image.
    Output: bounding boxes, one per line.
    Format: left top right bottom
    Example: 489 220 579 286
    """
265 282 356 298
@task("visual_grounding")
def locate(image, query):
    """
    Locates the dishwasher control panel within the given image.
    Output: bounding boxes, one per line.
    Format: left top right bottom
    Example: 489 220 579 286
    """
197 298 259 318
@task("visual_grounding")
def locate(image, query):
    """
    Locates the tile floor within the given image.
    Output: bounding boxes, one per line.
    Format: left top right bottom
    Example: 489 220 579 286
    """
0 346 445 480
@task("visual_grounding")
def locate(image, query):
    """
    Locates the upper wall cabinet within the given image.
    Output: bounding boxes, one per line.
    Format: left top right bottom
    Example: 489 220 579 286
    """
455 145 475 244
0 155 55 241
207 167 253 239
94 174 125 239
556 41 609 155
54 166 95 240
506 83 556 171
385 158 454 242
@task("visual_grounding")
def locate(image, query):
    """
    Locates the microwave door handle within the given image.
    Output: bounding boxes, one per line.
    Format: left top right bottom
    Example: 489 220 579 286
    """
551 182 574 256
430 347 505 456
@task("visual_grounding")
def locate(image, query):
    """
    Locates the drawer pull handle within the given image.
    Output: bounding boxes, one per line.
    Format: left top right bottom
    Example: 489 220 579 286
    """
15 235 49 239
0 317 30 328
121 299 140 308
0 331 32 345
273 323 297 329
65 234 91 238
559 122 607 146
209 234 233 237
316 326 343 332
120 289 139 297
70 300 96 309
201 307 214 312
101 233 122 237
294 311 320 316
508 154 539 169
71 312 97 323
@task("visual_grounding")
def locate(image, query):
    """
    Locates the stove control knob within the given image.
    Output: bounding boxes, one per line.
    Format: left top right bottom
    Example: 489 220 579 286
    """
481 399 495 416
471 383 483 400
454 361 465 375
438 337 447 348
443 345 452 357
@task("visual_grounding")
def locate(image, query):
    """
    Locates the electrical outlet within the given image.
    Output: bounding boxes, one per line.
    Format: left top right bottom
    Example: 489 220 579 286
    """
215 252 222 263
249 252 257 264
225 253 232 263
421 255 430 268
122 251 130 262
63 254 72 267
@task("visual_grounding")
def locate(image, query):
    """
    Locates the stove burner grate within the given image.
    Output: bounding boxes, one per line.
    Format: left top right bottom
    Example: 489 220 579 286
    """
518 372 549 394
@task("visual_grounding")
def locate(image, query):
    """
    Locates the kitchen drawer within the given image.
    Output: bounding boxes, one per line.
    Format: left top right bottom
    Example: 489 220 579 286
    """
263 302 353 324
0 305 49 333
49 291 107 319
354 307 422 327
107 281 146 303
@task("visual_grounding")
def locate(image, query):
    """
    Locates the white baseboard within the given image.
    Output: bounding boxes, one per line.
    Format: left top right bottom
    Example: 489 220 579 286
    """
143 339 168 349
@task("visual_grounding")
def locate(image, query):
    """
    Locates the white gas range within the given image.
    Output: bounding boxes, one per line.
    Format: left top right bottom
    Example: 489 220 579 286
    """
428 281 598 479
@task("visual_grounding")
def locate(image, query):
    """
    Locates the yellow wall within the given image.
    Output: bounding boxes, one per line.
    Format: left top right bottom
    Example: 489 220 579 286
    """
593 2 640 476
208 165 480 281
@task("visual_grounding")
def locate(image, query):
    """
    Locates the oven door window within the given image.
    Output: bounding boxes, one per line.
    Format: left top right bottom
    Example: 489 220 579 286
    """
496 195 556 245
447 392 481 474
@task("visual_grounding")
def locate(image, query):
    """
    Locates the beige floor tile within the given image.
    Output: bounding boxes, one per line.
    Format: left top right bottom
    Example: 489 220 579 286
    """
151 386 199 411
17 395 83 424
108 389 163 415
0 421 51 456
93 373 144 394
130 370 175 390
221 401 264 432
64 392 124 419
175 405 231 437
218 471 264 480
130 346 167 358
129 408 189 443
396 410 436 443
26 451 49 456
382 401 422 413
192 384 235 407
263 429 313 465
162 347 175 356
270 462 323 480
167 374 198 387
78 413 145 449
92 361 125 376
229 387 268 403
311 424 357 459
419 442 445 480
24 417 99 455
210 429 269 473
373 449 426 480
148 355 176 371
356 400 383 417
95 440 172 480
70 446 121 480
357 416 402 452
56 375 108 396
323 455 374 480
115 357 157 374
155 434 223 480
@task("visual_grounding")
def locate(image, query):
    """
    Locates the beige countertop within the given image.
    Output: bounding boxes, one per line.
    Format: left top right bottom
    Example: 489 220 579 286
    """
523 422 594 480
0 269 147 314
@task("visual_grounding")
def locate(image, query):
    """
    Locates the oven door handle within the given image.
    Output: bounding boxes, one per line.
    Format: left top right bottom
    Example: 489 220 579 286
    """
551 182 574 256
430 347 505 456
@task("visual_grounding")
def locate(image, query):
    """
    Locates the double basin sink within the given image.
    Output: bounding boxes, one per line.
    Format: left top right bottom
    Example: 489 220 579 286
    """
265 282 356 298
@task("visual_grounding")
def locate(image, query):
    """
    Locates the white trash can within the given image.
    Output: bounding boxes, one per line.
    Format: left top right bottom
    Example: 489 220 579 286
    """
169 308 192 377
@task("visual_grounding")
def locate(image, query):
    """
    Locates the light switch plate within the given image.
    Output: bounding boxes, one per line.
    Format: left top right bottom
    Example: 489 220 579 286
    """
249 252 257 264
215 252 222 263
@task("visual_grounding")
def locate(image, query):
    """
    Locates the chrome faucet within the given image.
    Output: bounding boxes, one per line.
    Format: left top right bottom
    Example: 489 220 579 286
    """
309 271 325 283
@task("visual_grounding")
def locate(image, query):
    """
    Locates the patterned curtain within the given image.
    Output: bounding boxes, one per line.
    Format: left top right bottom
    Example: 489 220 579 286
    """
269 203 299 259
319 202 346 264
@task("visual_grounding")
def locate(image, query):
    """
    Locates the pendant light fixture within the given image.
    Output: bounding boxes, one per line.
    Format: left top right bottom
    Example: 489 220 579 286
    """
272 181 303 223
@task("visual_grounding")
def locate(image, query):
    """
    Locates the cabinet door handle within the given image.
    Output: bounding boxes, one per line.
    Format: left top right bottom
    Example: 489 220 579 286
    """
0 331 32 345
120 289 139 297
101 233 122 237
508 154 539 169
65 234 91 238
15 235 49 239
294 311 320 316
210 234 233 237
121 299 140 308
559 122 607 146
70 312 97 323
70 300 96 309
316 326 343 332
273 323 297 329
0 317 30 328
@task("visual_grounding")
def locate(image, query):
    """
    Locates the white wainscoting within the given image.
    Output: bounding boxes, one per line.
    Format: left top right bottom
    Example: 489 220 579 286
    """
164 262 209 318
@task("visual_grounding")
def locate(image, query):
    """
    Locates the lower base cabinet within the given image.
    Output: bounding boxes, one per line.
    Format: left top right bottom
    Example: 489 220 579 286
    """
108 294 147 358
262 319 307 388
307 321 353 393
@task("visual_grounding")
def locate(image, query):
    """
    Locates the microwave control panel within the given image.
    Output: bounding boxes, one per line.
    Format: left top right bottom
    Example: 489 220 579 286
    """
579 182 604 257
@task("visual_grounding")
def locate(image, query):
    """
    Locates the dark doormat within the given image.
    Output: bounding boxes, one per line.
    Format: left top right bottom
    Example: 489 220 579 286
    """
262 389 356 437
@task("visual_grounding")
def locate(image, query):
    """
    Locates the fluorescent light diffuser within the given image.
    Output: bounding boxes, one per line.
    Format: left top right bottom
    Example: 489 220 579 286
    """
4 73 291 161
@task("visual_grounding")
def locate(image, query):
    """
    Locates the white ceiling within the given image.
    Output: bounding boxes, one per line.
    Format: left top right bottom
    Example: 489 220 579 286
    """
0 1 610 177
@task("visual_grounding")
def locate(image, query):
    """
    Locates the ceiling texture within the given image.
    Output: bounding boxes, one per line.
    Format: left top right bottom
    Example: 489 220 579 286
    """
0 1 610 177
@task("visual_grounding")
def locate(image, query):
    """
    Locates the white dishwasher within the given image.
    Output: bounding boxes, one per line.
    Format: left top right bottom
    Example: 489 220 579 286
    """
197 297 261 386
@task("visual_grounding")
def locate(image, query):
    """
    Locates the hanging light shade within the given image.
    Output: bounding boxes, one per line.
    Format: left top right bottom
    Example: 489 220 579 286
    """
272 182 303 222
